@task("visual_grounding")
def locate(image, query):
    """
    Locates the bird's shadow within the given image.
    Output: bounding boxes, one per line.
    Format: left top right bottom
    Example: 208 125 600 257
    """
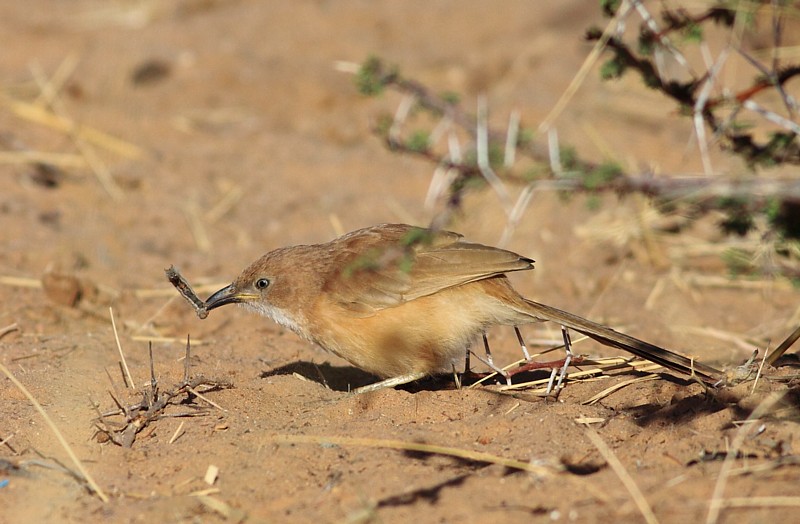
259 361 459 393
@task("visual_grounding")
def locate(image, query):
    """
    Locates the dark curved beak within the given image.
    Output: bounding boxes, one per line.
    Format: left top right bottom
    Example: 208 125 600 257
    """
205 284 245 311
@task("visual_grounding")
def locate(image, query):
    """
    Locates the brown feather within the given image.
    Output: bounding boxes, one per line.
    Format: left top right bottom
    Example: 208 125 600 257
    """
327 224 534 314
205 223 725 384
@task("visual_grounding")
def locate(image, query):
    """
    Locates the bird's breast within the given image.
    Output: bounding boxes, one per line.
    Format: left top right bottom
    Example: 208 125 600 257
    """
306 279 530 377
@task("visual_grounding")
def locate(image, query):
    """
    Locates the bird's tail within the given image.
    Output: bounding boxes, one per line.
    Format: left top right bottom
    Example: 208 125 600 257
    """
521 298 725 385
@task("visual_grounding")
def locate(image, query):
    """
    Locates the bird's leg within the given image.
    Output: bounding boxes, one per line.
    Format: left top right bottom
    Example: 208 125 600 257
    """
506 325 582 394
467 334 512 385
550 326 574 394
483 333 496 368
452 364 462 389
514 326 532 361
544 367 559 396
353 371 429 394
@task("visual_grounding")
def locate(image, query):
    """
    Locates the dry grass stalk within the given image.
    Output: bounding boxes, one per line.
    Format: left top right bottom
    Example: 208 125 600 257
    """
706 390 788 524
467 334 592 389
498 367 605 394
677 326 756 353
28 66 125 201
538 0 634 133
765 324 800 366
190 488 221 496
182 202 212 252
192 494 247 522
0 433 15 448
750 346 770 394
0 361 108 502
267 433 554 476
683 273 794 291
0 276 42 288
495 356 662 394
168 421 185 445
186 386 226 412
582 374 661 406
131 335 207 345
0 95 144 159
69 134 125 201
109 307 135 390
0 323 19 340
693 47 729 176
717 496 800 508
476 95 511 213
574 416 606 425
25 53 75 103
586 429 659 524
205 184 244 224
0 151 86 167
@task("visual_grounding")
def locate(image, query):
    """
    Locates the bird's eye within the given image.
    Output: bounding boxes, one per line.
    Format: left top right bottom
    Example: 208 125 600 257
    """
255 278 270 290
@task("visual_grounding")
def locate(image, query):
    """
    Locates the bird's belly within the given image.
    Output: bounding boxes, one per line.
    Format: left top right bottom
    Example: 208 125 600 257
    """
311 282 528 378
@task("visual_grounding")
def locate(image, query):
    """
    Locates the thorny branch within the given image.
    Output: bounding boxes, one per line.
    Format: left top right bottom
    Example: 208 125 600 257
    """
352 2 800 268
94 337 232 448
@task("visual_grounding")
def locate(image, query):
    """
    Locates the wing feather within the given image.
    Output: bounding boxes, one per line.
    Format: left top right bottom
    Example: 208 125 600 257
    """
326 225 534 315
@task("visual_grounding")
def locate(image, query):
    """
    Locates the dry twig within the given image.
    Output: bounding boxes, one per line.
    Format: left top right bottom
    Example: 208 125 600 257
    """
267 433 555 476
586 429 659 524
165 266 209 319
0 361 108 502
95 337 232 448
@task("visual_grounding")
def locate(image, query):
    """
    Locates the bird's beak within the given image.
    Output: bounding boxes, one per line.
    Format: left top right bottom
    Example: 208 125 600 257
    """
205 284 251 311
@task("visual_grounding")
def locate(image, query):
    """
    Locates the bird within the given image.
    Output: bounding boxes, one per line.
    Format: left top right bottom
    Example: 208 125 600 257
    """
201 223 724 391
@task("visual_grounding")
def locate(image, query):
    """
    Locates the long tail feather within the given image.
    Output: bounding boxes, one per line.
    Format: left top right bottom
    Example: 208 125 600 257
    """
522 299 724 385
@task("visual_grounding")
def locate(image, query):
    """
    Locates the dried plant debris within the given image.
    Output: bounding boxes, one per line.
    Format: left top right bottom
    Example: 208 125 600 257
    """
166 265 209 319
94 338 232 448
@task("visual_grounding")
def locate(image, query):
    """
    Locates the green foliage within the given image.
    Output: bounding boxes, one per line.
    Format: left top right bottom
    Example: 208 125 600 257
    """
769 200 800 240
722 248 755 277
591 3 800 173
375 114 393 136
638 29 656 56
516 127 534 147
585 26 603 40
400 227 434 247
600 0 621 17
360 0 800 276
407 131 431 153
765 197 782 225
731 131 799 169
463 142 505 169
708 7 736 27
356 56 396 96
585 161 623 190
440 91 460 105
559 145 580 171
765 132 797 162
681 22 703 43
586 194 602 210
717 197 754 236
600 57 627 80
487 143 505 168
462 175 487 190
522 165 549 181
342 248 383 278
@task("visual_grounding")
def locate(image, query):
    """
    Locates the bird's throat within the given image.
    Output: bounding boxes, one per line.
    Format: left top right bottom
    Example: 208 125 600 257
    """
240 301 308 338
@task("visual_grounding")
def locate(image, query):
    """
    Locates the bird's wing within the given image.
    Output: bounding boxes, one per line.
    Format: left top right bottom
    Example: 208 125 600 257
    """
327 224 534 314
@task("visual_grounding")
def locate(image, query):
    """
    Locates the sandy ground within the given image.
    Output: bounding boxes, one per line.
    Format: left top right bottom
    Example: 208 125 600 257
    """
2 2 799 523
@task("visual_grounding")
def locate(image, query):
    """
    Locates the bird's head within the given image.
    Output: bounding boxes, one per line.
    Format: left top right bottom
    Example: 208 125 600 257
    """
203 247 320 335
